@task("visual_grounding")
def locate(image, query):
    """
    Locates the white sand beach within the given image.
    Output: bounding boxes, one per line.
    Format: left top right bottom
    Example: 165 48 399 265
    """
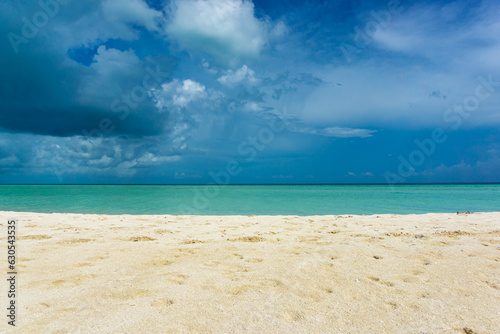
1 211 499 333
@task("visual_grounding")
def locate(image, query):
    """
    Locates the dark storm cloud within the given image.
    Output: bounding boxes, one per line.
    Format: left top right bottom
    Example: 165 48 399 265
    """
0 1 176 138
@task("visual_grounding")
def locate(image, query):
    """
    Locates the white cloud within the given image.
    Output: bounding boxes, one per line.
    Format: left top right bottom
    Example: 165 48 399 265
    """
243 102 265 112
270 21 288 39
78 46 143 104
58 0 164 48
416 148 500 182
417 159 500 182
296 126 376 138
91 46 142 74
371 1 500 74
173 80 207 107
151 79 207 109
15 133 186 179
88 155 113 167
317 126 376 138
102 0 164 33
348 171 374 177
120 152 180 169
286 65 465 128
372 29 424 53
218 65 260 86
165 0 269 61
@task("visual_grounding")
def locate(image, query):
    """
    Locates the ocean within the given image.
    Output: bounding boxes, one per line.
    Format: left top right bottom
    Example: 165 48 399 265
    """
0 184 498 215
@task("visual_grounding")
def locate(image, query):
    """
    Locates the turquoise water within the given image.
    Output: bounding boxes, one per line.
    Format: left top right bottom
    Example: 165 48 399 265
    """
0 185 498 215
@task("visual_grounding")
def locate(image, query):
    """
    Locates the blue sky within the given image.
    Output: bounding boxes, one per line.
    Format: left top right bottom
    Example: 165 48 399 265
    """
0 0 499 184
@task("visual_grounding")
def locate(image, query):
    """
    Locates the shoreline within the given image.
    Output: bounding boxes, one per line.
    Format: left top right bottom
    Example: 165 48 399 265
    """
1 210 499 216
1 212 499 333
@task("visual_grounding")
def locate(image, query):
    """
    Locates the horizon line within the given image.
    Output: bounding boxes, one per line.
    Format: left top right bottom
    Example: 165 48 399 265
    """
0 183 499 186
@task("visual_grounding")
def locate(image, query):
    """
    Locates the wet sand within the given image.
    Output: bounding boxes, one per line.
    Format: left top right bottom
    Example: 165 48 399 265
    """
1 211 499 333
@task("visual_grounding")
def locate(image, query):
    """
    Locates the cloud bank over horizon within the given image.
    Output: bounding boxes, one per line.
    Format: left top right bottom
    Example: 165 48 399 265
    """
1 0 499 184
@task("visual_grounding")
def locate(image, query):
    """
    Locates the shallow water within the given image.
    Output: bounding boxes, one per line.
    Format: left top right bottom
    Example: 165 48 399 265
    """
0 184 499 215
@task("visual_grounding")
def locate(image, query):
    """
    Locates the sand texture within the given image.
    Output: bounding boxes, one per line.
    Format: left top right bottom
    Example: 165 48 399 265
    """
1 211 499 333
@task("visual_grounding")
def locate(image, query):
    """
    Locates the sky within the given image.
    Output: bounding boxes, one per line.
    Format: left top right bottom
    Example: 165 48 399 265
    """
0 0 499 184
